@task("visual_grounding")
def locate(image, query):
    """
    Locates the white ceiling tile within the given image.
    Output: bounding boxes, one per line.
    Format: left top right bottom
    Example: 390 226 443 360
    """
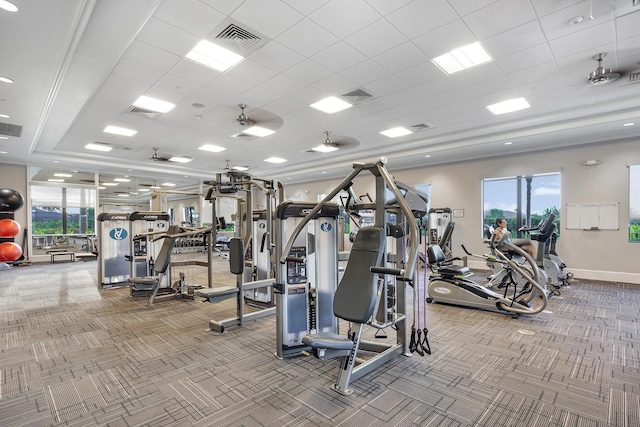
415 77 462 97
340 59 390 86
395 61 445 86
483 20 547 59
507 62 562 87
616 10 640 41
447 0 498 17
230 0 303 39
282 59 334 85
275 18 340 57
122 40 181 73
496 43 555 74
413 19 476 58
168 59 220 84
465 75 513 97
428 87 474 107
365 0 413 16
102 73 152 95
312 74 359 95
153 73 205 100
371 42 430 74
247 41 305 73
226 59 279 85
261 74 307 97
197 0 244 17
204 73 255 97
365 75 409 97
309 0 380 39
450 62 505 86
154 0 226 38
548 21 616 59
538 2 612 42
111 58 166 85
386 0 458 39
529 0 583 17
344 19 407 57
311 42 368 73
281 0 329 16
463 0 536 40
135 17 199 57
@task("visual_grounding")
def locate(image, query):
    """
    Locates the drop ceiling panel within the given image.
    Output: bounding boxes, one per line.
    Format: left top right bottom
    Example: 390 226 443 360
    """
483 21 547 59
308 0 380 40
413 19 476 58
111 58 167 85
340 60 390 86
617 10 640 40
226 59 279 86
154 0 226 38
247 41 305 73
231 0 303 39
447 0 499 17
547 21 616 58
343 19 406 58
386 0 458 40
311 42 368 73
496 43 555 74
275 18 339 57
371 42 429 74
122 40 182 73
282 60 334 86
135 17 199 56
463 0 537 40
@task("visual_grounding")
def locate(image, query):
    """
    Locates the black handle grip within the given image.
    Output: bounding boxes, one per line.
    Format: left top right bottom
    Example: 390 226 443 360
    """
370 266 405 276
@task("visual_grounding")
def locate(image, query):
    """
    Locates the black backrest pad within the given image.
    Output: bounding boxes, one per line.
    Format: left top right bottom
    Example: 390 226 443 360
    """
154 236 175 274
427 244 446 264
333 226 385 323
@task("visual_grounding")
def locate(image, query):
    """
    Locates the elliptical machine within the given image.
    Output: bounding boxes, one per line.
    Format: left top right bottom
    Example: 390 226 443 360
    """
426 231 548 318
519 213 572 289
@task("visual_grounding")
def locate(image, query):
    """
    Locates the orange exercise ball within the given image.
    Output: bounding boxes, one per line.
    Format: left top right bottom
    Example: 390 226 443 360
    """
0 218 21 237
0 242 22 262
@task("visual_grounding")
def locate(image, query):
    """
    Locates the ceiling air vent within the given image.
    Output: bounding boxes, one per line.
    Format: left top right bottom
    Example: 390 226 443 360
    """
411 123 434 132
341 88 374 105
127 106 164 119
208 19 270 56
0 122 22 137
628 72 640 84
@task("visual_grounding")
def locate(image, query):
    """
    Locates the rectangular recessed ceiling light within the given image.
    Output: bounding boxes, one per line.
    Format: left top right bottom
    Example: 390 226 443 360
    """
264 157 286 163
138 188 150 192
113 178 130 182
486 97 530 115
242 126 275 137
48 178 64 182
133 95 175 113
169 156 193 163
232 165 249 171
432 42 492 75
380 127 413 138
0 76 15 83
104 125 137 136
85 143 113 152
103 182 118 186
117 194 130 197
162 183 176 186
54 173 72 177
98 186 106 190
198 144 226 152
310 96 353 114
186 39 244 72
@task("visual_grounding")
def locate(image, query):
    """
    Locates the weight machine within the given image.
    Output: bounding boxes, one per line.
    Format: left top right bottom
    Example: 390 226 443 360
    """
276 158 427 395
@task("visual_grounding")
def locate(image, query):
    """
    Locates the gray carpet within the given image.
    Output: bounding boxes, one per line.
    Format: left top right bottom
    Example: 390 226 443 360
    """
0 255 638 426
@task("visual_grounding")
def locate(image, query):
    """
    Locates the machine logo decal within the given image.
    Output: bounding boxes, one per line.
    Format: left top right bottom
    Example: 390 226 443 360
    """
157 222 166 229
109 228 128 240
433 287 452 294
320 222 332 232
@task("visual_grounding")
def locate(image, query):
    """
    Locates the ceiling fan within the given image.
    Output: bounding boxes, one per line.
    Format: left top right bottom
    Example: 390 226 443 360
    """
150 148 170 162
309 131 360 153
231 104 284 138
588 53 620 86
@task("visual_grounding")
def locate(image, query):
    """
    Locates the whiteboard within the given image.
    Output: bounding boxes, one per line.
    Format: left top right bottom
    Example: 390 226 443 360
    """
565 202 619 230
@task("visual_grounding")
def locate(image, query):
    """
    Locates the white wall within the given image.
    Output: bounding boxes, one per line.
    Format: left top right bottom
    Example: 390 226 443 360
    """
284 138 640 284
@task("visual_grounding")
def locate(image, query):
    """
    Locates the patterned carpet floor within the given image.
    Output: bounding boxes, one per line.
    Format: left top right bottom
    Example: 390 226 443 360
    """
0 255 638 426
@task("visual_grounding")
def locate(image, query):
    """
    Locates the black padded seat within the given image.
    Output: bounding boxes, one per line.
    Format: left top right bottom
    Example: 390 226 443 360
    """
438 264 471 276
427 244 471 276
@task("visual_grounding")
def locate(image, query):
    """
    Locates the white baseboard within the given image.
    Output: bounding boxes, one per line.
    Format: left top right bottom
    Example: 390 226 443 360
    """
465 260 640 285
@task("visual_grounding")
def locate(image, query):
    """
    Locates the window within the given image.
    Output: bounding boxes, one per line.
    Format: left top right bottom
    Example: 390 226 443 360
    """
483 173 560 237
31 185 96 235
630 165 640 242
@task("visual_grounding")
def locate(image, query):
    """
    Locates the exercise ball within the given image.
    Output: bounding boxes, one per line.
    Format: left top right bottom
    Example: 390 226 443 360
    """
0 242 22 262
0 218 21 237
0 188 24 212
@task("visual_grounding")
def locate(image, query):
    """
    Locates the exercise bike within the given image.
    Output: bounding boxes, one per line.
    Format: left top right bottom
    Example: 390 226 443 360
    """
426 231 548 318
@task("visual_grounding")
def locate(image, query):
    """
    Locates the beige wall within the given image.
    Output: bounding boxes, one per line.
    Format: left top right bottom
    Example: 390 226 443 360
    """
284 138 640 284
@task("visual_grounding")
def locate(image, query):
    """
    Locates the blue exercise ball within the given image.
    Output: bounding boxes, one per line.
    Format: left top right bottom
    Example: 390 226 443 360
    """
0 188 24 212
